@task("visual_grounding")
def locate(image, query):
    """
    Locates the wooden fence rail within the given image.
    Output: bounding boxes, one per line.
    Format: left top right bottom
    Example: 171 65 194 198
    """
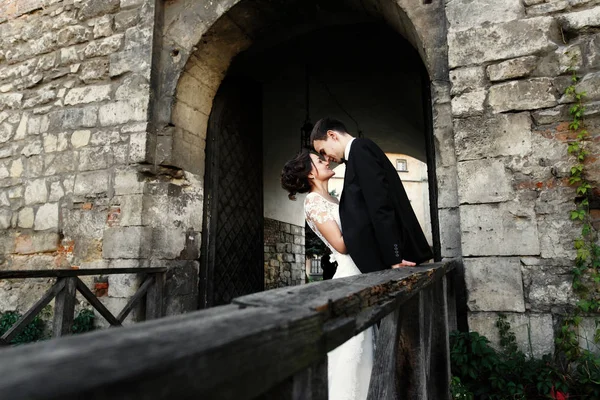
0 261 458 400
0 268 167 346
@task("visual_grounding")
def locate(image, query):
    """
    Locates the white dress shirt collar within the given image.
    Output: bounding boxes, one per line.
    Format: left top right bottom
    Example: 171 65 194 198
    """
344 137 356 161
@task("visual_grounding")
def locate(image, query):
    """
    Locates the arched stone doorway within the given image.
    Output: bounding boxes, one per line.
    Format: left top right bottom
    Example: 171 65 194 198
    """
153 0 456 308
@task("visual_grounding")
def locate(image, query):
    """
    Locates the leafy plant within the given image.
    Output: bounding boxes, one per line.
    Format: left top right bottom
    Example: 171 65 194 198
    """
0 311 46 345
71 309 95 334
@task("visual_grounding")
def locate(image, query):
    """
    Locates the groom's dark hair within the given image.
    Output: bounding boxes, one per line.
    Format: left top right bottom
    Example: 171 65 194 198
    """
310 117 349 143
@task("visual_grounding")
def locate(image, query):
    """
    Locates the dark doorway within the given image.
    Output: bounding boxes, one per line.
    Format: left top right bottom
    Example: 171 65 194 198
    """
199 77 264 308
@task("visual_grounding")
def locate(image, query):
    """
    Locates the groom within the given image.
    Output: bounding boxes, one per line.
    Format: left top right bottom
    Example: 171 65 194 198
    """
311 117 433 273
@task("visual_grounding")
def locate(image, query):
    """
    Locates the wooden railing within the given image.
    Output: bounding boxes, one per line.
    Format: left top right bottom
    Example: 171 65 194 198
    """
0 261 458 400
0 267 167 346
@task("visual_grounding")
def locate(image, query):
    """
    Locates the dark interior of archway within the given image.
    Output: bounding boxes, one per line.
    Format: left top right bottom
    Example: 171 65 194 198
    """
227 22 428 161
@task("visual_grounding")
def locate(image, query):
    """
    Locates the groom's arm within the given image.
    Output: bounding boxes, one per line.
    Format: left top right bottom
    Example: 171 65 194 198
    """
351 140 404 267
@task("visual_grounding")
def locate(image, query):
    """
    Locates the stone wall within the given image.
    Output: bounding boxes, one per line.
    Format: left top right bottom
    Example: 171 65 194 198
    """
264 218 305 289
446 0 600 355
0 0 202 321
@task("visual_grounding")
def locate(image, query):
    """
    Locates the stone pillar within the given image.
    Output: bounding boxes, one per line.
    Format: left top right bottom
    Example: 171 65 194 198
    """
264 218 305 289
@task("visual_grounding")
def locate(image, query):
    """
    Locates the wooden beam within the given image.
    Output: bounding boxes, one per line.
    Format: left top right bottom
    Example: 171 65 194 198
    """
75 278 122 327
0 305 324 400
367 308 400 400
146 271 166 320
52 277 77 338
116 275 154 323
0 267 167 280
1 279 66 344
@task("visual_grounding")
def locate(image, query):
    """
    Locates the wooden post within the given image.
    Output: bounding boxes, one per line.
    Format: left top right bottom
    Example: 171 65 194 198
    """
260 358 328 400
146 271 166 320
52 277 77 337
368 308 400 400
396 278 451 400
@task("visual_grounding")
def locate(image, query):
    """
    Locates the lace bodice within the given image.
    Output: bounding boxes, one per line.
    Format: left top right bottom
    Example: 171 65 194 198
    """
304 192 342 256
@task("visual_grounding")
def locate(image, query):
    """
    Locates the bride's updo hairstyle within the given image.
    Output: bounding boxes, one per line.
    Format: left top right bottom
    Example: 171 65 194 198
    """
281 149 315 200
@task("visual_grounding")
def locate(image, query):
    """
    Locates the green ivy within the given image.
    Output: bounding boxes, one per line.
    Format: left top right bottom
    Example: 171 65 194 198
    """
0 311 46 345
565 63 600 311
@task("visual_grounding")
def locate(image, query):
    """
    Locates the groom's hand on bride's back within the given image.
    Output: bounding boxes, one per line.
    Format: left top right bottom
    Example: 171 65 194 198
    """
391 260 416 268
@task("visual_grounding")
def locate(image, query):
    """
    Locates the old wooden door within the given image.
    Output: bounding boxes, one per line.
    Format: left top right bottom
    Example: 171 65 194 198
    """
199 77 264 308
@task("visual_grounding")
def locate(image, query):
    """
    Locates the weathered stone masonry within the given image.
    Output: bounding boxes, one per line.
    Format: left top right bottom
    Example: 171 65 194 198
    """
446 0 600 356
264 218 305 289
0 0 201 320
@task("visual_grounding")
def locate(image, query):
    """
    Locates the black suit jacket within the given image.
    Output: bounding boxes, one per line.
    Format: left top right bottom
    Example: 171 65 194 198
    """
339 138 433 274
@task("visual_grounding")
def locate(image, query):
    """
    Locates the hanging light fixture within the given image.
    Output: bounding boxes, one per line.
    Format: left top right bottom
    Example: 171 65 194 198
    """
300 65 313 150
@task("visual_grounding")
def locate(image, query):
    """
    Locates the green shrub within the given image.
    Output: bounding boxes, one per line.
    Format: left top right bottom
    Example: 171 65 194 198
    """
450 315 600 400
71 309 95 334
0 311 46 344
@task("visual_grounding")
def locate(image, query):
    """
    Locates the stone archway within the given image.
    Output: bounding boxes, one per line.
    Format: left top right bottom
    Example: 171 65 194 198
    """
152 0 459 304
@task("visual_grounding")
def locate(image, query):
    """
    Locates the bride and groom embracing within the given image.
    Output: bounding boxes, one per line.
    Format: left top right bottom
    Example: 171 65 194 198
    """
281 117 433 400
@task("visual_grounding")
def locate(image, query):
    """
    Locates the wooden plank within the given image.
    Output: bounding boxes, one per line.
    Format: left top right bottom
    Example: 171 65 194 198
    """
429 277 451 400
52 277 77 337
0 304 325 400
1 279 66 343
396 291 423 399
75 278 122 327
367 308 400 400
0 267 167 280
260 358 328 400
116 275 154 323
146 271 166 320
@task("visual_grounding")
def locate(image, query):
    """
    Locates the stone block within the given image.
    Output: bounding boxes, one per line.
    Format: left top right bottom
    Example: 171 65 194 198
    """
44 151 76 176
449 66 485 96
451 89 486 117
464 257 525 312
102 226 152 258
433 102 456 167
120 194 143 226
446 0 525 31
65 85 112 105
34 202 59 231
115 74 149 100
578 318 600 353
455 114 532 162
560 71 600 103
115 9 140 31
114 168 143 195
151 227 186 259
585 33 600 68
14 232 60 254
558 6 600 32
0 209 10 229
71 130 91 148
87 32 124 58
129 131 147 162
527 1 568 16
489 78 557 113
93 15 114 39
99 98 148 126
436 165 459 208
162 261 199 296
24 179 47 205
468 312 554 358
487 56 538 82
439 207 461 258
78 147 108 171
448 17 558 68
95 297 141 328
17 207 34 229
457 159 514 204
460 202 540 256
74 170 110 195
109 47 151 78
108 273 141 298
78 0 120 20
21 139 43 157
80 59 109 82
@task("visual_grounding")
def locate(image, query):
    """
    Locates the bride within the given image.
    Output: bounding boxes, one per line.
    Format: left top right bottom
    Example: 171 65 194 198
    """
281 149 374 400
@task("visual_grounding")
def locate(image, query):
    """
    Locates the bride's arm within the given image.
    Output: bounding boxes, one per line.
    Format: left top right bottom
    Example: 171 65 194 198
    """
313 220 347 254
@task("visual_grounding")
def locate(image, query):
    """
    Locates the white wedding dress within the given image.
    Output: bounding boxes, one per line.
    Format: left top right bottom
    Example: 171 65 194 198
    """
305 192 374 400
